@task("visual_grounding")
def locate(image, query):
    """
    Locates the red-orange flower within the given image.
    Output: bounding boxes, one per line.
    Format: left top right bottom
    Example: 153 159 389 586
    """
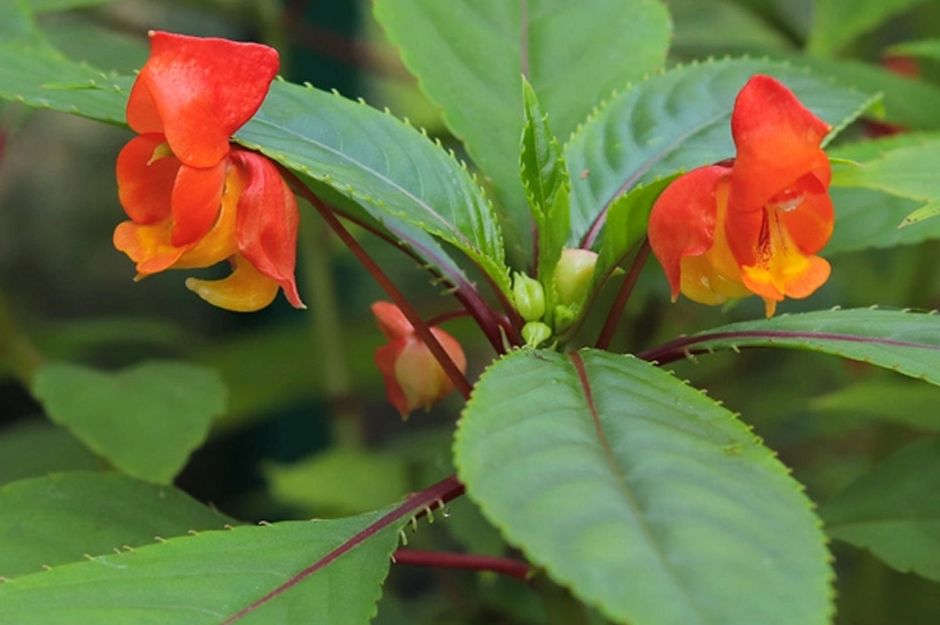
648 74 833 317
371 301 467 417
114 31 302 312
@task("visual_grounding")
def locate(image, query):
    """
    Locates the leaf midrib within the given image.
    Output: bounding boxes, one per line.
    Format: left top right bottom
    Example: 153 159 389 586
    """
242 115 479 253
568 352 707 625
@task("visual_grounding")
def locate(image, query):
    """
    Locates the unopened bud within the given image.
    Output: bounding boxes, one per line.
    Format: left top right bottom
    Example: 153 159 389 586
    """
553 305 576 333
512 272 546 322
554 249 598 306
522 321 552 347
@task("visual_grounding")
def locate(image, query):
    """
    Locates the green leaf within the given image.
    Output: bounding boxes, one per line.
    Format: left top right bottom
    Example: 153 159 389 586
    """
807 0 926 56
887 37 940 62
669 0 792 56
236 81 510 294
821 438 940 582
827 187 940 254
29 0 120 12
641 309 940 386
520 77 570 295
0 508 401 625
811 380 940 433
31 361 227 484
566 58 877 248
373 0 671 256
0 472 232 578
595 175 676 285
266 448 408 516
455 349 831 625
0 421 100 486
780 54 940 130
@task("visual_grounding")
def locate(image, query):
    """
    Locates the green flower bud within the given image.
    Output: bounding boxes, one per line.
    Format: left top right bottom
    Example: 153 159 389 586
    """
554 249 598 307
553 305 576 333
512 272 546 322
522 321 552 347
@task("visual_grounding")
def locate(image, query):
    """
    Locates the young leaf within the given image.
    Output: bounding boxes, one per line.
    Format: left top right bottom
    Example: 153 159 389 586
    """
455 349 832 625
520 77 570 292
0 509 401 625
373 0 671 255
0 472 232 578
807 0 925 57
236 81 511 295
31 361 227 484
639 309 940 386
566 58 877 249
887 38 940 62
595 175 677 285
821 438 940 582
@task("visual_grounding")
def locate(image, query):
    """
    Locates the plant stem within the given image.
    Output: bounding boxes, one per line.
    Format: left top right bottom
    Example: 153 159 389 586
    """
221 474 466 624
392 549 532 580
595 239 650 350
285 175 472 399
299 210 362 447
0 292 42 386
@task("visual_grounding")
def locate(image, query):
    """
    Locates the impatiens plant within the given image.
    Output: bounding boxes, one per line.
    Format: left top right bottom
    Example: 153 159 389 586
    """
0 1 939 624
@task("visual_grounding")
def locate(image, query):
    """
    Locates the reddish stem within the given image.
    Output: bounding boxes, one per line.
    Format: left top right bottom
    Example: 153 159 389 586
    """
284 173 473 399
393 549 532 580
221 475 465 624
427 309 472 327
595 239 650 350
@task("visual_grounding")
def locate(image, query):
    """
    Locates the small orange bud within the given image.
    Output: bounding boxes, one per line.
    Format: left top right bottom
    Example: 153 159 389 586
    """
371 302 467 417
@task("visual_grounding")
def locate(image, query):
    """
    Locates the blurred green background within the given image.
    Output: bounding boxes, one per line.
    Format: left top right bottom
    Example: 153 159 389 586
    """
1 1 939 623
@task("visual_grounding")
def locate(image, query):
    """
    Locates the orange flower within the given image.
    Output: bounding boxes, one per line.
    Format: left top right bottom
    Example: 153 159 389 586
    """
648 74 833 317
114 31 302 312
371 301 467 417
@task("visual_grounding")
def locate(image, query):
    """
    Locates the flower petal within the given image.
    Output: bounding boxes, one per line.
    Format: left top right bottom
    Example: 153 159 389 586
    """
728 74 830 218
113 218 185 276
375 338 410 416
173 167 242 269
231 150 303 308
184 254 280 312
130 31 280 168
170 160 227 247
372 301 414 340
777 175 834 256
116 134 180 224
648 165 729 298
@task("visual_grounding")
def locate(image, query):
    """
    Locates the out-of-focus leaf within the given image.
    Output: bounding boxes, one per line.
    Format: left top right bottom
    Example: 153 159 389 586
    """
32 361 226 483
641 309 940 386
33 317 196 360
822 438 940 582
827 188 940 254
670 0 792 55
0 508 401 625
778 54 940 129
811 380 940 433
887 37 940 61
807 0 926 56
41 14 148 74
0 471 232 578
373 0 671 257
456 349 832 625
29 0 120 11
566 57 876 249
266 448 408 516
0 421 100 486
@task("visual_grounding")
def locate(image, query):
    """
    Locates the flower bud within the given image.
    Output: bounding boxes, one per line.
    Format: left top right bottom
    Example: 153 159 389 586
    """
371 301 467 418
553 304 576 333
554 249 598 306
522 321 552 347
512 272 546 322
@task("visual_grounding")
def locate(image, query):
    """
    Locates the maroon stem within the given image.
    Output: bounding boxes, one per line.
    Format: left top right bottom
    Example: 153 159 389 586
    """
393 549 532 580
221 475 466 624
595 239 650 350
638 329 940 365
284 174 472 399
427 309 472 327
